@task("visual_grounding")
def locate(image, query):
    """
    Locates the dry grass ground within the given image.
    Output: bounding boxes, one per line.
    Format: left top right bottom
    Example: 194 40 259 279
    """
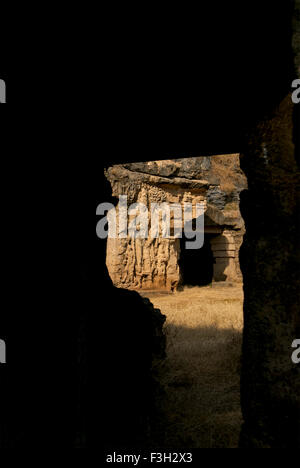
143 284 244 448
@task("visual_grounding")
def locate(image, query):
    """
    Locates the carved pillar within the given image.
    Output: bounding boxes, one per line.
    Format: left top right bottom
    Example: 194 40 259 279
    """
210 231 237 282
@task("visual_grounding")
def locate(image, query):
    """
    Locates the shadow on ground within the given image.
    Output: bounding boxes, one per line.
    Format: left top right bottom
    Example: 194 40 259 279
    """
150 324 243 449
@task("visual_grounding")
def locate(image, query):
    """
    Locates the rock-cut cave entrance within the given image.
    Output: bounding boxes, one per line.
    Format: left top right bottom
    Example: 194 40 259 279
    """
178 231 217 287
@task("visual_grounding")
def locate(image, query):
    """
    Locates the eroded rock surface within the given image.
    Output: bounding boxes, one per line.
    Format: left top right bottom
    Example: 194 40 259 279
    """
105 155 247 291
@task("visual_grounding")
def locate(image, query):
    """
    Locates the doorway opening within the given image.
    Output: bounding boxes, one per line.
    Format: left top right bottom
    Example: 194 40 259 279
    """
179 232 215 287
104 154 247 447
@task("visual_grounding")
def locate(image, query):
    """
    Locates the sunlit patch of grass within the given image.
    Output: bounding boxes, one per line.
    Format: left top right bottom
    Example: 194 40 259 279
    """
144 285 244 448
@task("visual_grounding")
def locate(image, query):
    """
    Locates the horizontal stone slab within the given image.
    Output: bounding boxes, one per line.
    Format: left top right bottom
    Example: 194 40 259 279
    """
214 257 236 264
211 243 236 250
213 250 236 258
210 237 235 244
204 226 223 234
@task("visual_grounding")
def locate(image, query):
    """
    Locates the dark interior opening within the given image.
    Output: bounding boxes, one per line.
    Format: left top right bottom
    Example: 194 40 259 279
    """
179 232 215 287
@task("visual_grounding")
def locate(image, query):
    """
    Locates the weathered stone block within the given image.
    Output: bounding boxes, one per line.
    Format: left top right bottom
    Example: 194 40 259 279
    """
106 156 246 290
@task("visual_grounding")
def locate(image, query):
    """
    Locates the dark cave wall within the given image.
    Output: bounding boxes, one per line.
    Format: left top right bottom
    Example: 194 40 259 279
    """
237 0 300 447
240 94 300 447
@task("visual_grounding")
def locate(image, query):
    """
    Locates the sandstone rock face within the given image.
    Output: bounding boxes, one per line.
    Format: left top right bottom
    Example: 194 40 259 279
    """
105 155 247 291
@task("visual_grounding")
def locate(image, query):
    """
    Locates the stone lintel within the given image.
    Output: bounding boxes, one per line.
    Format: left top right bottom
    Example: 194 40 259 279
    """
211 243 236 251
213 250 236 258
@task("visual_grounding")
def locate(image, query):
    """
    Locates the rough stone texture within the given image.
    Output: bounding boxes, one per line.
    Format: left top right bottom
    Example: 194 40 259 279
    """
240 95 300 447
293 0 300 76
105 155 247 291
238 4 300 447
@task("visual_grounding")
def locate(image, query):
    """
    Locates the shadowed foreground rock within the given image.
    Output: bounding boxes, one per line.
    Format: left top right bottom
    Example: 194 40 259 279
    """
94 285 166 448
240 95 300 447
